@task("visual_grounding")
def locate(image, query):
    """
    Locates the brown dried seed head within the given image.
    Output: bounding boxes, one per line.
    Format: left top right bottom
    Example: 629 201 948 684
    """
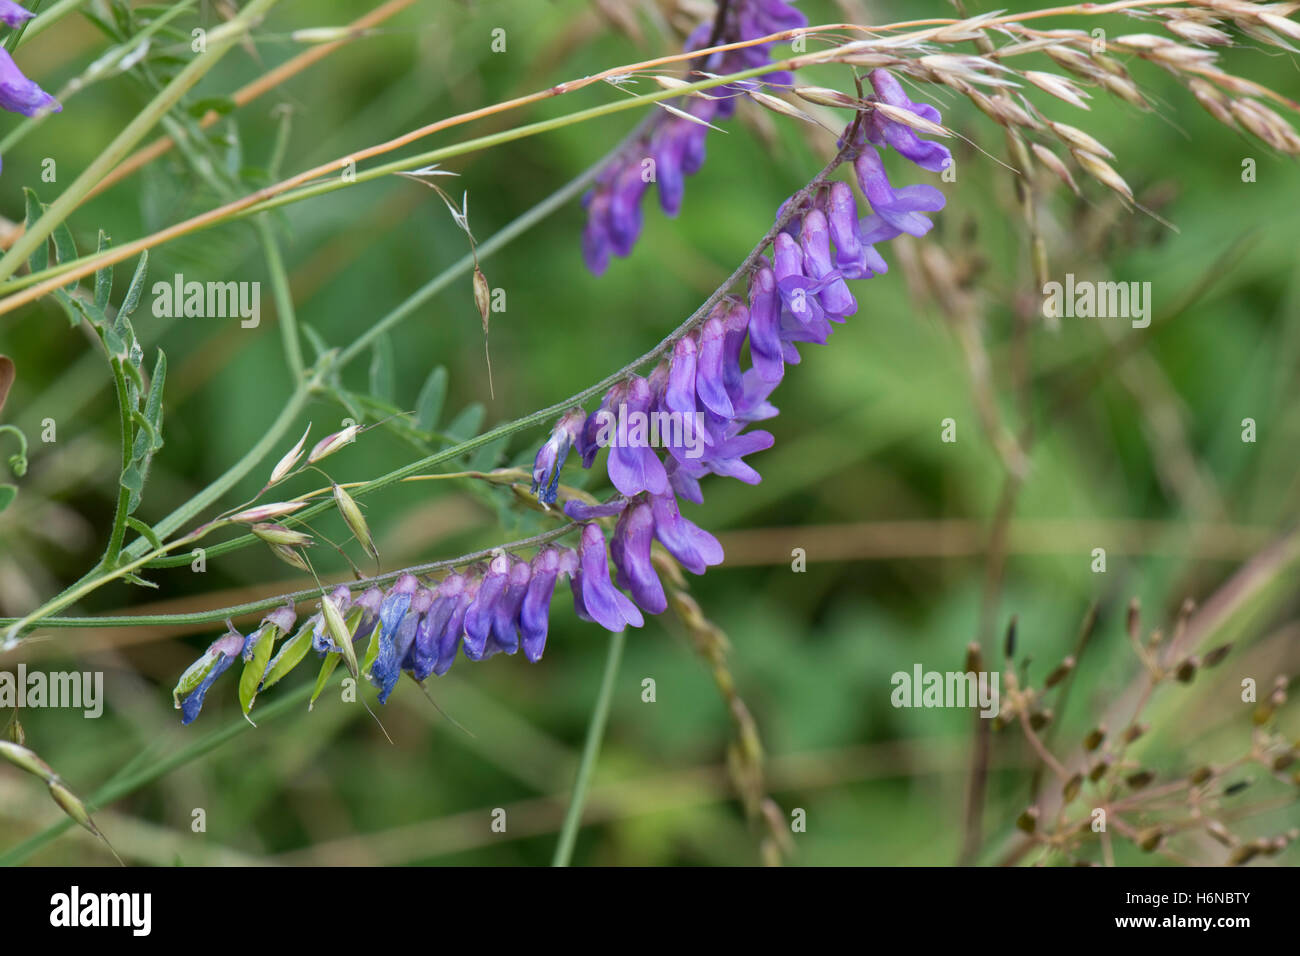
1202 643 1233 668
1165 19 1234 45
1259 12 1300 43
793 86 862 109
1043 46 1100 79
1030 143 1081 195
1175 657 1199 683
1205 819 1234 847
1123 722 1148 743
1029 708 1053 730
1016 807 1039 833
1088 758 1111 782
1229 98 1300 152
1190 765 1215 785
1126 770 1156 790
1072 149 1134 202
1083 726 1106 751
1098 72 1151 111
1137 827 1164 852
1062 773 1084 802
1024 71 1092 110
1045 656 1076 688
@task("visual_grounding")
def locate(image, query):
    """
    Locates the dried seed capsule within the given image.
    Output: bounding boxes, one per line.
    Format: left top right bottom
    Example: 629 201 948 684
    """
1083 726 1106 751
1126 770 1155 790
1016 807 1039 833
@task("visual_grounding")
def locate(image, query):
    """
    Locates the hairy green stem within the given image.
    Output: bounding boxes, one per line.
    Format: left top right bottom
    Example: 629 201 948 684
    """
1 523 579 631
552 628 625 866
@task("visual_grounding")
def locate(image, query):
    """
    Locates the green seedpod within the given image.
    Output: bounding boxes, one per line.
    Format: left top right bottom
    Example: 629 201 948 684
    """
309 653 342 709
261 620 317 692
321 593 358 678
333 483 377 560
238 623 283 720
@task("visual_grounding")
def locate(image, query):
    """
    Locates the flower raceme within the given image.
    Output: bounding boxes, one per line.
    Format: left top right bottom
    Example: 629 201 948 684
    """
582 0 808 274
173 69 949 724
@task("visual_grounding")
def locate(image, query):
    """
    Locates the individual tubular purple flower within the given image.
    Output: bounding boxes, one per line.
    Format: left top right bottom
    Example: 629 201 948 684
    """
606 163 650 256
374 586 431 703
483 557 530 658
434 573 475 677
649 493 725 575
720 300 751 403
664 334 699 418
854 147 945 238
409 578 457 681
532 407 585 506
0 48 59 117
241 605 297 661
695 314 734 418
606 374 669 497
611 500 666 614
827 182 890 280
579 383 621 467
463 554 510 661
178 631 244 725
747 266 784 384
866 68 952 173
800 209 857 320
772 232 829 340
0 1 33 28
369 575 418 696
520 548 562 662
575 523 643 632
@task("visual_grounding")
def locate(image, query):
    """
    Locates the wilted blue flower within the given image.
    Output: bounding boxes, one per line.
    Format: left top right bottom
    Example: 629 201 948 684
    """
0 47 59 117
531 407 585 506
176 630 244 725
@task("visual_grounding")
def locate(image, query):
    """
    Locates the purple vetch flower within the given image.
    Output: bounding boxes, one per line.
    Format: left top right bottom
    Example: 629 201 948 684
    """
532 407 585 506
865 68 952 173
373 586 432 703
349 587 385 646
0 1 34 28
695 313 735 419
854 146 945 238
579 0 808 273
434 573 476 677
520 547 564 662
605 374 669 497
827 181 890 280
564 497 629 521
747 266 784 384
463 554 511 661
484 557 531 658
611 500 666 614
800 209 856 320
649 493 724 575
573 522 643 632
0 47 59 118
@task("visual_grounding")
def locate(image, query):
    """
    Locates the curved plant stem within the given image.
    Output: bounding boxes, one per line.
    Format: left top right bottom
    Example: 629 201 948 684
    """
1 523 580 631
552 628 625 867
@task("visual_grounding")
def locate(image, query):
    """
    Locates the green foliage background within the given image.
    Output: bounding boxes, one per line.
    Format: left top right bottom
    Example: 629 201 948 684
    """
0 0 1297 865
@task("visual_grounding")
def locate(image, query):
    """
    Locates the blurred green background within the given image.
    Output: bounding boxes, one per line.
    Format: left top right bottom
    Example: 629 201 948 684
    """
0 0 1297 865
